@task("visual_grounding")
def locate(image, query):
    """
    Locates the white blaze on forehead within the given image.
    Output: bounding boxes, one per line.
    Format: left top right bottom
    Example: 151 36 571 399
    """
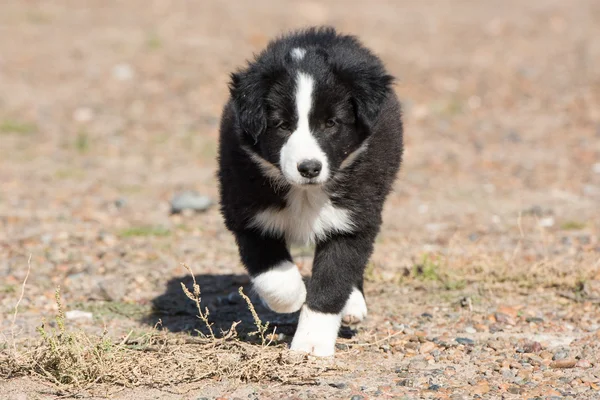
279 72 329 186
296 72 313 131
290 47 306 60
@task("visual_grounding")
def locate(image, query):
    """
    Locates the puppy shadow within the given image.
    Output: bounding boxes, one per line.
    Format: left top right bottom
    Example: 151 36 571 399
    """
143 274 356 343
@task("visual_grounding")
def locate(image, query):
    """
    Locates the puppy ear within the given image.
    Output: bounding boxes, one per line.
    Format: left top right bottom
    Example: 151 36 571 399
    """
351 71 394 129
229 70 267 144
335 65 394 129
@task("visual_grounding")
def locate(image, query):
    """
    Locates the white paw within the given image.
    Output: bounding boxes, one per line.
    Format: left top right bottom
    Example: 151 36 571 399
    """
251 261 306 313
290 306 341 357
341 288 367 326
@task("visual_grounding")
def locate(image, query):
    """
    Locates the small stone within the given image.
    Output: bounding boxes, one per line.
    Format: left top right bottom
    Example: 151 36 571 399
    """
112 63 135 81
539 216 555 227
494 312 515 325
421 312 433 318
464 326 476 334
507 386 522 395
472 382 490 394
329 382 347 389
98 276 127 301
576 359 592 368
593 163 600 174
551 359 577 369
170 191 212 214
540 350 553 360
65 310 93 320
455 337 474 346
73 107 93 122
428 384 441 391
396 379 413 387
526 316 544 324
226 292 240 304
420 342 436 354
523 341 543 353
114 198 126 208
409 358 429 370
501 368 515 379
350 396 365 400
553 350 569 360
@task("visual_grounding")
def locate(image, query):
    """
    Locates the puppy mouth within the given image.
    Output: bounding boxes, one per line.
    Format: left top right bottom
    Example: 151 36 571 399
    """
283 175 327 188
293 178 325 187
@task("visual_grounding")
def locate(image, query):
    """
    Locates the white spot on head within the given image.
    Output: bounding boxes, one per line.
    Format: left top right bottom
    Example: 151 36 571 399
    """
251 261 306 313
249 186 355 246
290 47 306 61
341 288 367 326
280 72 329 186
290 305 341 357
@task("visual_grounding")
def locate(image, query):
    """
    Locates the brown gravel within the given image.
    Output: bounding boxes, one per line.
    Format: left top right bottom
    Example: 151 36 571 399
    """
1 0 600 399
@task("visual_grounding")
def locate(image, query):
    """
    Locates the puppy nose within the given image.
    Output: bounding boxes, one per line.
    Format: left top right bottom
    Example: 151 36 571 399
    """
297 159 322 178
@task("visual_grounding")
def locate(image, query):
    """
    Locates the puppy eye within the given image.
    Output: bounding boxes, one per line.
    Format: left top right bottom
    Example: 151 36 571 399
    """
276 121 291 131
325 118 337 128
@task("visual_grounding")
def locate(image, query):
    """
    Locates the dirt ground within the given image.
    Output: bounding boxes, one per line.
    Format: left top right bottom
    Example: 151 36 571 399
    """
1 0 600 399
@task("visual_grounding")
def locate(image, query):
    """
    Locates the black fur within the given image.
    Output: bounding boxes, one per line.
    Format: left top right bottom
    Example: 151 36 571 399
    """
218 26 403 316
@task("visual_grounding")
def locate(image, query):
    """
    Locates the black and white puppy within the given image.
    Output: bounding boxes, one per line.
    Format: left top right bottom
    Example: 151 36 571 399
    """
217 26 403 356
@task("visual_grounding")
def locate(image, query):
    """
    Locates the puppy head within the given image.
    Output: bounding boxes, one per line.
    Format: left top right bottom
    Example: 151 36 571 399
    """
229 28 393 187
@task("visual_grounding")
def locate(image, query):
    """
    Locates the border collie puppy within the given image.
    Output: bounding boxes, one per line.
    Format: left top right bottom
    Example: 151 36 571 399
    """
217 26 403 356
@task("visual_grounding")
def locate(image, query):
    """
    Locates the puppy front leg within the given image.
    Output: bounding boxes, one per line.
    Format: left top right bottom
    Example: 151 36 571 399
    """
290 232 375 356
234 230 306 314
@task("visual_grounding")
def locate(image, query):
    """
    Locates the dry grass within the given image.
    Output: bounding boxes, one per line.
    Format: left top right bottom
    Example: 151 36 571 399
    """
0 263 339 396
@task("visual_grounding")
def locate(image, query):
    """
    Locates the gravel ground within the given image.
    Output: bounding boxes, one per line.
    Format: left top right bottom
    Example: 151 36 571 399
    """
1 0 600 399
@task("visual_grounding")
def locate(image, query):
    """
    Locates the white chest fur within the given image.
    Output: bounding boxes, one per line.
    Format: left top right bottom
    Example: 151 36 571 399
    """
249 187 355 245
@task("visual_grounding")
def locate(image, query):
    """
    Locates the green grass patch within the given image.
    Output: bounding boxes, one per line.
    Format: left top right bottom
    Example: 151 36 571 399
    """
146 32 162 50
0 119 37 135
0 285 16 294
75 130 90 153
560 221 585 230
119 226 171 238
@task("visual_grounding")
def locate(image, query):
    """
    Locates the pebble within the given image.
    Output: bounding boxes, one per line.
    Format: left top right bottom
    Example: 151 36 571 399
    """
98 276 127 301
523 341 543 353
455 337 474 346
73 107 93 123
350 396 365 400
65 310 93 320
329 382 348 389
507 385 522 395
114 198 126 208
464 326 476 334
420 342 436 354
112 63 135 81
409 358 429 370
551 359 577 369
494 312 515 325
576 359 592 368
170 191 212 214
553 349 570 360
539 216 555 227
526 316 544 323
